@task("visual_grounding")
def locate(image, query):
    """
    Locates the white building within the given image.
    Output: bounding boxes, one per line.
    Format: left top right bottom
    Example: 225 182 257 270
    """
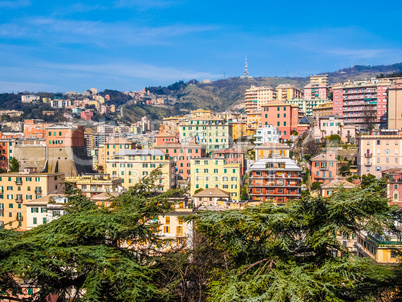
25 194 68 230
21 95 40 103
254 125 280 146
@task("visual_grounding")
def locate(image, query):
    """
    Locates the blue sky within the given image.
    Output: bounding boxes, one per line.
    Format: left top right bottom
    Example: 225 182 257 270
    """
1 0 402 93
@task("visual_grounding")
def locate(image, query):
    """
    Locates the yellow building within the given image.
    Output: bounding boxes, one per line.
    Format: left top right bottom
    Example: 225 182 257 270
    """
66 174 123 198
230 121 247 140
190 158 241 198
0 168 64 230
357 231 402 264
106 149 174 191
255 142 291 160
276 84 303 101
190 109 212 118
247 111 261 130
98 137 138 170
313 102 333 118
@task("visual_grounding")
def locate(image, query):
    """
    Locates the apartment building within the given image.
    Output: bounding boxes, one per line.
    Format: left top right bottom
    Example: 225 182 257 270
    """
310 153 338 184
320 178 356 197
249 158 302 204
285 98 328 116
189 158 241 198
66 174 124 198
179 117 233 154
387 79 402 130
245 85 277 114
98 137 139 170
155 142 206 181
276 84 303 101
312 115 356 143
212 147 246 178
313 102 333 118
25 194 68 230
255 142 291 160
304 75 329 100
357 129 402 178
106 149 174 191
332 78 391 129
261 101 299 141
0 168 64 230
254 125 280 146
356 231 402 264
229 121 247 141
155 132 178 146
246 111 262 131
382 168 402 207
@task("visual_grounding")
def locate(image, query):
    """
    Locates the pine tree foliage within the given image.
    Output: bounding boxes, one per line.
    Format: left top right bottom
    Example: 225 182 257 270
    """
0 170 182 302
194 180 402 301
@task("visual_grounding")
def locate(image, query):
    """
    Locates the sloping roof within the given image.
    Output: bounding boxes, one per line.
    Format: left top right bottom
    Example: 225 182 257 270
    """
24 193 66 206
106 137 133 145
321 178 356 189
193 187 230 198
261 100 298 107
298 116 313 125
91 192 120 201
250 158 302 171
311 153 337 162
116 149 165 156
255 142 290 149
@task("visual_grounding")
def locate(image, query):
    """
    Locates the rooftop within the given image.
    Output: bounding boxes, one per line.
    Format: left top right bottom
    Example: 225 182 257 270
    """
250 158 302 171
115 149 165 157
193 187 230 198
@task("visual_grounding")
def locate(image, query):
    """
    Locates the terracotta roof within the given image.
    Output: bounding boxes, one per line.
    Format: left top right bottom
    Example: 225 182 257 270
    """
193 187 230 198
261 100 298 107
91 192 120 201
310 153 337 162
321 178 356 189
24 193 67 205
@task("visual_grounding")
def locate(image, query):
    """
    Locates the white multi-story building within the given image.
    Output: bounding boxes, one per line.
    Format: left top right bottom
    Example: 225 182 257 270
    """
254 125 280 146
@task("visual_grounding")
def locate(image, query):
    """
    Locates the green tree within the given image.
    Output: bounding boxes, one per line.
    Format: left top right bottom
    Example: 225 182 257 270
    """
240 186 249 201
193 179 402 301
0 170 182 301
8 157 19 172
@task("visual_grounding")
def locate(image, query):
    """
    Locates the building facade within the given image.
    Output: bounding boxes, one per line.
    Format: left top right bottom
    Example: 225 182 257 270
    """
249 158 302 204
245 85 277 114
310 153 338 184
254 125 280 146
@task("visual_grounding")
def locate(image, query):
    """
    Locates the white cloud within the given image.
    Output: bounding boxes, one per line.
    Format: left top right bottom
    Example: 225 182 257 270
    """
114 0 179 9
0 18 217 47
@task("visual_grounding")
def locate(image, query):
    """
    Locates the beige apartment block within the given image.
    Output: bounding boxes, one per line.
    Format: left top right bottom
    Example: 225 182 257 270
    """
0 168 64 230
98 137 139 170
66 174 124 198
276 84 303 101
106 149 174 191
245 85 277 114
357 129 402 178
387 79 402 130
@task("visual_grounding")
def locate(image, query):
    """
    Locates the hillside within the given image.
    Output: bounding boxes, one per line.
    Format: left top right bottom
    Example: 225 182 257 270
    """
147 62 402 112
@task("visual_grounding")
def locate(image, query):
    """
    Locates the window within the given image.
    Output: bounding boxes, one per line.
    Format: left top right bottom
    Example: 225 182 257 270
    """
33 217 37 225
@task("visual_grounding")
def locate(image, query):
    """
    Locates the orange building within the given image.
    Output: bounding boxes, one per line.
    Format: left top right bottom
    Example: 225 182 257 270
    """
310 152 338 185
23 119 49 138
261 101 299 141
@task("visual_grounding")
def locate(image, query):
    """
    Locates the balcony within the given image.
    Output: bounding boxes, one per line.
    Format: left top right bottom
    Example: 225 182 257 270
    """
15 198 23 204
364 162 372 167
364 153 372 158
0 207 4 212
35 188 42 194
16 216 23 221
15 181 23 185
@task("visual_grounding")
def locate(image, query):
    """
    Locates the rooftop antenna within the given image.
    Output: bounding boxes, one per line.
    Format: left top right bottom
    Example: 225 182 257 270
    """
244 56 249 78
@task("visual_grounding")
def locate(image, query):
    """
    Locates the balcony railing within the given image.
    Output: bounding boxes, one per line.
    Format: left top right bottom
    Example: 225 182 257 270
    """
35 189 42 194
15 198 23 204
364 153 372 158
16 216 23 221
15 181 23 185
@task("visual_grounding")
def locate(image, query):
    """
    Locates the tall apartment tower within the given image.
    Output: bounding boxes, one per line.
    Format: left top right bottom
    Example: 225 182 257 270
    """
245 85 277 114
333 78 392 130
276 84 303 101
387 79 402 130
304 75 329 100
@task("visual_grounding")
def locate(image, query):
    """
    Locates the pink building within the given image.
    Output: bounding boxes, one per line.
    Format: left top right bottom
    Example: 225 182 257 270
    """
332 79 391 129
155 133 178 147
313 115 356 143
81 110 94 121
304 83 328 100
155 142 206 181
261 101 299 142
310 152 338 185
212 147 246 178
382 168 402 208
